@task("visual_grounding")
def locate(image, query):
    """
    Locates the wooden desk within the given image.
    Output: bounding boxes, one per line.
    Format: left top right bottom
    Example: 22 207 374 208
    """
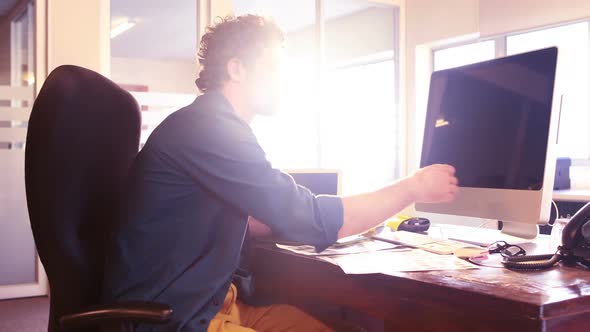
249 240 590 332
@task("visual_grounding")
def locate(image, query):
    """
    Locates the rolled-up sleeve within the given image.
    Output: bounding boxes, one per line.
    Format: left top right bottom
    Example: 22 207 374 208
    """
157 109 343 251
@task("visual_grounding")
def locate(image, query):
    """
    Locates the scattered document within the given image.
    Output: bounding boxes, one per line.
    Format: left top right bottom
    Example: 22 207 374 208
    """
276 238 405 257
322 249 479 274
276 236 479 274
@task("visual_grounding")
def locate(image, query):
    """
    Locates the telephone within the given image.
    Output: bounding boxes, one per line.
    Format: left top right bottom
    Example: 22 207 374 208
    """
503 202 590 270
562 203 590 261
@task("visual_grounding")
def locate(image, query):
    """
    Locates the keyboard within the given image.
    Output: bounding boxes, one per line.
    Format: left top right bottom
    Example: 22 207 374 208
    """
373 230 476 255
440 224 531 246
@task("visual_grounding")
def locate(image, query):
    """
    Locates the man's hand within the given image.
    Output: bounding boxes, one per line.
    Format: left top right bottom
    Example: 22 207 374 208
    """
409 164 458 203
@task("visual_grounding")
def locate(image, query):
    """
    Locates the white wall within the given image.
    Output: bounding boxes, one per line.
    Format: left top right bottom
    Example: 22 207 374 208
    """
479 0 590 37
406 0 478 47
47 0 110 74
110 57 197 94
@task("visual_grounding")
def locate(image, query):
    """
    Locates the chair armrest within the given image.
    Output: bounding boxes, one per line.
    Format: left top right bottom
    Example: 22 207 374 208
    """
59 301 173 329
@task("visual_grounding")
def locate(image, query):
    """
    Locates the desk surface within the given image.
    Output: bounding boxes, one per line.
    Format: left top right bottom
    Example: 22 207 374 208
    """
250 238 590 332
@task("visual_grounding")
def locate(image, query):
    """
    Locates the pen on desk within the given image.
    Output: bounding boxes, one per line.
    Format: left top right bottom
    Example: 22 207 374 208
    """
362 225 385 237
331 237 368 248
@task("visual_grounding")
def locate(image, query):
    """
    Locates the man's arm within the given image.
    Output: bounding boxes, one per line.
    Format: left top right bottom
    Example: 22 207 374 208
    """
338 164 457 238
249 164 458 239
163 109 343 250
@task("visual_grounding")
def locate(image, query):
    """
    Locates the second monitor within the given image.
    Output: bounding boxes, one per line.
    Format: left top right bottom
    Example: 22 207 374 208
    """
286 169 342 196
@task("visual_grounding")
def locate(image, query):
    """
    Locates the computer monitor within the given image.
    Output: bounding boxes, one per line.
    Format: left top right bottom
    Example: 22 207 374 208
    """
285 169 342 196
416 47 560 239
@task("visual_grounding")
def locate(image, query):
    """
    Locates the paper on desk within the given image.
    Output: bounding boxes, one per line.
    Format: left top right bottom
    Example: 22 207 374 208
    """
322 249 479 274
276 238 405 257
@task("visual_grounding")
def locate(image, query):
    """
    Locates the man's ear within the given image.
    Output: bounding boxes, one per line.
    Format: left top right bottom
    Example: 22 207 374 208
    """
226 58 245 83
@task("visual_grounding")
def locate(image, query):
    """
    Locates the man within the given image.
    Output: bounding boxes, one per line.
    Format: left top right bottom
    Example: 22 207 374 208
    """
102 15 458 332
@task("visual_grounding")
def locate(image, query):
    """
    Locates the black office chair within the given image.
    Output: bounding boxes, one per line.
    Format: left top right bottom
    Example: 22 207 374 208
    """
25 65 172 332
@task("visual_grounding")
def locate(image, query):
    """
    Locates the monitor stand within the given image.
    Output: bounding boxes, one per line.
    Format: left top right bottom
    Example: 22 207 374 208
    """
500 221 539 240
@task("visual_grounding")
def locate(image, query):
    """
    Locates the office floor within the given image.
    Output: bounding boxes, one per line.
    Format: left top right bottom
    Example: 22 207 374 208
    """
0 296 49 332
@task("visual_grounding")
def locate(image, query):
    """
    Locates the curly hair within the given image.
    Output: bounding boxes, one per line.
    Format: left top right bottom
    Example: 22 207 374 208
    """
195 15 285 93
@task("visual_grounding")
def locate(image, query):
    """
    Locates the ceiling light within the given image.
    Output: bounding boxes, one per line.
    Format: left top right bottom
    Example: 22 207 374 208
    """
110 20 136 39
24 72 35 86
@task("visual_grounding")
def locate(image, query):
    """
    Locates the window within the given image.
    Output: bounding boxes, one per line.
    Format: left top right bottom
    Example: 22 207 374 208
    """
433 41 495 71
508 22 590 159
430 21 590 160
322 1 398 194
235 0 320 169
0 0 38 288
234 0 400 194
321 56 396 193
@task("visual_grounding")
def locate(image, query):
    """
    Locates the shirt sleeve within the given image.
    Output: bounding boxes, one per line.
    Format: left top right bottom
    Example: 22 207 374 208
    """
156 110 343 251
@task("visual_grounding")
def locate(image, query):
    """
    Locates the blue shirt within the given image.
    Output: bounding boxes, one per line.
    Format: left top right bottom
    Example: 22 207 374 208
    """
101 91 344 331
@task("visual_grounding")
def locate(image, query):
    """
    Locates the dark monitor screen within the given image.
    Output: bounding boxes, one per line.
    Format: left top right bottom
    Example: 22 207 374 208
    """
288 172 340 195
421 47 558 191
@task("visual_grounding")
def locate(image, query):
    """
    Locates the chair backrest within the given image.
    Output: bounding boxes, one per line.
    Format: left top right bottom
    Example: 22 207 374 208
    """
25 65 141 332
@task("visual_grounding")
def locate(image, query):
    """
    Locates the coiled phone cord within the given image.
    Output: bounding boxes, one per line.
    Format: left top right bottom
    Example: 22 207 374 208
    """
502 250 563 270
